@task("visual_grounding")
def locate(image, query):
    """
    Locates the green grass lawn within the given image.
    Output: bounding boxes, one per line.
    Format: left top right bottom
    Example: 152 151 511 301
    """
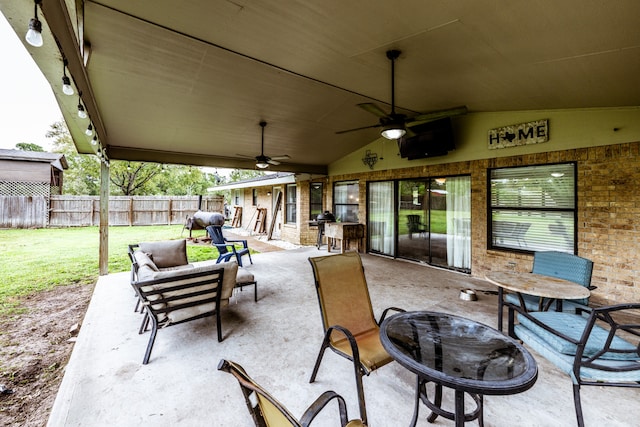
0 225 220 315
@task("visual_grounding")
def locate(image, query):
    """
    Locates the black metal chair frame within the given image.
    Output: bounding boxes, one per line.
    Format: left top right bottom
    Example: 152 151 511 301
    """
206 225 253 267
514 303 640 426
130 264 225 364
308 252 404 425
218 359 364 427
571 304 640 427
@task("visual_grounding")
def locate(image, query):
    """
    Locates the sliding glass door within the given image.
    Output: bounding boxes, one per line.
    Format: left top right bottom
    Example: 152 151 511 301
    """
367 176 471 272
368 181 395 255
445 176 471 270
398 180 429 262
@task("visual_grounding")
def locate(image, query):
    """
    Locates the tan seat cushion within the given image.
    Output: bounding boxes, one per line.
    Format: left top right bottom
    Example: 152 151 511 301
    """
138 240 188 268
331 328 393 373
139 261 239 323
236 268 255 284
133 250 159 272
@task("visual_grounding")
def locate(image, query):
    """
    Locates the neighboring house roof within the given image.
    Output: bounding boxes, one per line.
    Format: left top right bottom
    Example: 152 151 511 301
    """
0 149 69 172
209 172 296 191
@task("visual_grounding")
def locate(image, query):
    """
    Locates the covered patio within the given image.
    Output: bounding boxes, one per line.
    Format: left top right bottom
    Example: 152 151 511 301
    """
48 245 640 426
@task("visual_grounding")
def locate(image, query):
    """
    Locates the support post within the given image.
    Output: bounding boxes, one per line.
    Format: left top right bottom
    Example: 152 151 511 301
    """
99 160 109 275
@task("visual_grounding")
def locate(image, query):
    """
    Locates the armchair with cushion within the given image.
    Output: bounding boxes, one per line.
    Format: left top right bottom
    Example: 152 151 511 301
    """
128 239 257 363
514 304 640 427
308 251 404 425
218 359 366 427
206 225 253 267
504 251 595 314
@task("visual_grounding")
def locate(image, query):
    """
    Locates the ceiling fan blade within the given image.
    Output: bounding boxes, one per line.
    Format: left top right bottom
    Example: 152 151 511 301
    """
236 153 257 159
358 103 389 118
267 159 281 165
335 123 382 135
406 106 468 126
404 127 416 138
269 155 290 161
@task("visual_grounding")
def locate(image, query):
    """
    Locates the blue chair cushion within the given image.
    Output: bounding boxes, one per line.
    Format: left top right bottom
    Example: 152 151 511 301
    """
514 323 640 381
504 293 589 313
517 312 639 360
504 293 542 312
532 251 593 305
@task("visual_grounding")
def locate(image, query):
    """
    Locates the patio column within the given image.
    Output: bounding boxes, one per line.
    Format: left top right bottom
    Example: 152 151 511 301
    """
99 159 109 275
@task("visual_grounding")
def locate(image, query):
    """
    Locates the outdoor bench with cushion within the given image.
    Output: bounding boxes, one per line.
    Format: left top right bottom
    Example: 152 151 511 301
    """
128 239 256 364
514 304 640 427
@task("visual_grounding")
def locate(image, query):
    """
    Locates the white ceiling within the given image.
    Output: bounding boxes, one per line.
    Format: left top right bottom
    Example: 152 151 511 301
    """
5 0 640 173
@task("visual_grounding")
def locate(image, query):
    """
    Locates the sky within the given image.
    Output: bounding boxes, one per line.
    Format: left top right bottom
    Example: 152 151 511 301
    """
0 12 63 151
0 12 234 178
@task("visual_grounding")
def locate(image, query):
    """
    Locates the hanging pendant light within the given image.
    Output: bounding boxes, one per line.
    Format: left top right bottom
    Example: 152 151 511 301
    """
77 97 87 119
91 135 98 145
25 0 43 47
86 124 94 136
61 60 74 96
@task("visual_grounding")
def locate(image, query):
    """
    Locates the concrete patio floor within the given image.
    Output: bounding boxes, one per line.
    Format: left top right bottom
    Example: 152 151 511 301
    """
47 245 640 426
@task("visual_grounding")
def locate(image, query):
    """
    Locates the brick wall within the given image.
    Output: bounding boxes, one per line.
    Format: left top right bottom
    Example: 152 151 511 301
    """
323 141 640 305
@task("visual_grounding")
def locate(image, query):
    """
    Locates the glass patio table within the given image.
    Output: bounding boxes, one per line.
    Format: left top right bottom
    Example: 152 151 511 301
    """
380 311 538 427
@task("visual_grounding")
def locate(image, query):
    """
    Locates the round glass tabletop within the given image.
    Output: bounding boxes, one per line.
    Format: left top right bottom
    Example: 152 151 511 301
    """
380 311 538 395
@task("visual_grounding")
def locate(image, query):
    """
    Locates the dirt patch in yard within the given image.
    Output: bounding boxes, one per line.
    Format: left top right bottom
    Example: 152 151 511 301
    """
0 283 94 427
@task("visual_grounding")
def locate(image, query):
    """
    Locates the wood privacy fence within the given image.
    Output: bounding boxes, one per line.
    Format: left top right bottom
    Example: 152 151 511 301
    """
0 195 224 228
0 196 49 228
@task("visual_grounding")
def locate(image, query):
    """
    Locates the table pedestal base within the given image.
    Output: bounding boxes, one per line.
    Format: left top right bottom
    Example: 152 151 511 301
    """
412 378 484 427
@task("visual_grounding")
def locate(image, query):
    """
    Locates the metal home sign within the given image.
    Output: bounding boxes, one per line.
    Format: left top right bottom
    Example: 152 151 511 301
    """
488 119 548 149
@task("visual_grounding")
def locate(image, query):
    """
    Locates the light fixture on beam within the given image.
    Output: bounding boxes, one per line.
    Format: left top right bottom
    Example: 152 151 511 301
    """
85 124 94 136
25 0 43 47
77 97 87 119
61 60 74 95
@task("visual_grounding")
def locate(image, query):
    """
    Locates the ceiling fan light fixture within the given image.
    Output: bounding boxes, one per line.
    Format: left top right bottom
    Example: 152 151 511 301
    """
381 125 406 140
256 160 269 169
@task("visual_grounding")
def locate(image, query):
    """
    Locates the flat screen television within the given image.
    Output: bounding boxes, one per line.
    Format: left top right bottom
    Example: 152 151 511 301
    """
397 118 455 160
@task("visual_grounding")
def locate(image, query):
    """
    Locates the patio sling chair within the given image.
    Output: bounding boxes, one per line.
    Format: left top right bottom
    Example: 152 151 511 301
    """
308 251 404 425
505 251 595 313
206 225 253 267
218 359 366 427
514 303 640 427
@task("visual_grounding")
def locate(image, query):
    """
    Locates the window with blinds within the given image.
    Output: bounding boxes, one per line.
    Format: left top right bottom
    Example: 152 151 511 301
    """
309 182 323 220
488 162 576 253
285 184 297 224
333 180 359 222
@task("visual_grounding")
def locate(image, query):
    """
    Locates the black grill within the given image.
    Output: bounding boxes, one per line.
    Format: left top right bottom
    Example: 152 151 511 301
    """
314 211 335 249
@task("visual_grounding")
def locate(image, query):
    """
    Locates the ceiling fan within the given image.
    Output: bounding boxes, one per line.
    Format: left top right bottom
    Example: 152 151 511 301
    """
238 121 290 169
336 49 468 139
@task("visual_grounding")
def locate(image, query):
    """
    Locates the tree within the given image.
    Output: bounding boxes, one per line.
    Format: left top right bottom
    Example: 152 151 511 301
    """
46 120 221 196
229 169 265 182
15 142 44 151
109 161 162 195
47 121 101 195
148 164 218 196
